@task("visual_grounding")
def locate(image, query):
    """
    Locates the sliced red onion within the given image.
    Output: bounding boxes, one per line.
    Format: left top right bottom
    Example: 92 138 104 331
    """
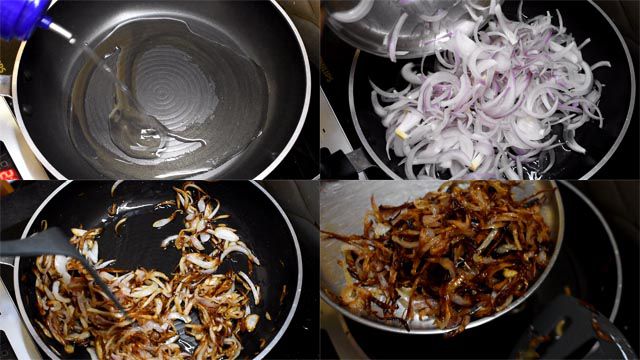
418 8 448 22
371 91 387 117
370 5 607 179
388 13 409 63
515 117 545 141
577 38 591 50
370 80 411 98
439 150 472 167
332 0 374 23
542 150 556 173
382 108 402 128
563 128 586 154
401 63 424 85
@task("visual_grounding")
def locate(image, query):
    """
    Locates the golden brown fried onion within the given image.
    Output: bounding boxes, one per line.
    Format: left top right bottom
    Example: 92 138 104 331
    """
33 182 260 359
322 181 555 335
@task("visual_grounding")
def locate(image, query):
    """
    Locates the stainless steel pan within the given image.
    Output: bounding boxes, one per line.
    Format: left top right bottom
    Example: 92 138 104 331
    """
320 180 564 334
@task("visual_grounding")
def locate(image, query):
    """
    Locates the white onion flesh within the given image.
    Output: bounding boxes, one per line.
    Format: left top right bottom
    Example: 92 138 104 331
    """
160 235 179 248
153 218 172 228
185 254 218 270
332 0 374 23
95 259 116 270
54 255 71 284
244 314 260 332
388 12 409 63
220 245 260 266
238 271 260 305
213 227 239 242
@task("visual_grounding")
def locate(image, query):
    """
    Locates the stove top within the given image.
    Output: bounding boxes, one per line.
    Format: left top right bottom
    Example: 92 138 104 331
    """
320 1 639 180
0 40 319 180
320 181 639 358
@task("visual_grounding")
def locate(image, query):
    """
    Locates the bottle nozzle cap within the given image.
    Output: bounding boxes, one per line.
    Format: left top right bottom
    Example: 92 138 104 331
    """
39 16 53 29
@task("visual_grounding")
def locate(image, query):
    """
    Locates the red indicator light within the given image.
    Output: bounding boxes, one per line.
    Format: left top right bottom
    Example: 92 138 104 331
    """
0 168 20 180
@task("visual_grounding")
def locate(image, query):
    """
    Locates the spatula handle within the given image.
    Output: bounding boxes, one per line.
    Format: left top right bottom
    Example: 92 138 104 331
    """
0 227 131 319
0 228 75 257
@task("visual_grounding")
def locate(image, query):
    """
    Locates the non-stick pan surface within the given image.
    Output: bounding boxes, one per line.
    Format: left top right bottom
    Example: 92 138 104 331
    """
13 181 302 359
349 0 635 179
13 0 310 179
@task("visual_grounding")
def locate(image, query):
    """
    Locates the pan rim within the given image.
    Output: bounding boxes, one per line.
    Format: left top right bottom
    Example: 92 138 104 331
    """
11 0 311 180
319 180 565 334
558 180 623 322
348 0 636 180
13 180 304 359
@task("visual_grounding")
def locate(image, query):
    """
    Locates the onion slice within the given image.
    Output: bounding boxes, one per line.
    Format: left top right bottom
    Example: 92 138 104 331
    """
238 271 260 305
332 0 374 23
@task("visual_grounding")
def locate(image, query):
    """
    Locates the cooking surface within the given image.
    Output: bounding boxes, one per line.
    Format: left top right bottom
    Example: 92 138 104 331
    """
320 181 639 358
0 38 319 180
320 1 639 180
0 181 319 359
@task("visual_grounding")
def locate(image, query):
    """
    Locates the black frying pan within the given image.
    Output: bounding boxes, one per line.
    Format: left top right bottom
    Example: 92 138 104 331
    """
11 181 302 359
10 0 310 179
349 0 635 179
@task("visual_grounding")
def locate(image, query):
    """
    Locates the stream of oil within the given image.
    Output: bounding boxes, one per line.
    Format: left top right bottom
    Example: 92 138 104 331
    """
68 18 268 178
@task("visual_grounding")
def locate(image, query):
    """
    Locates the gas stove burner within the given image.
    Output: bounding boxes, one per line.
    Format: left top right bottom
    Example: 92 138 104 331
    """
321 181 633 359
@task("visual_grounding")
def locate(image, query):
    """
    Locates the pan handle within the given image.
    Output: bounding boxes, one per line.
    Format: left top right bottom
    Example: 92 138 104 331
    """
0 75 11 97
320 147 374 179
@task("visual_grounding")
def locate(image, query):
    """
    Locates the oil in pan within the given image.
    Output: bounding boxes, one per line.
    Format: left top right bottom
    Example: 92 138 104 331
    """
68 18 268 179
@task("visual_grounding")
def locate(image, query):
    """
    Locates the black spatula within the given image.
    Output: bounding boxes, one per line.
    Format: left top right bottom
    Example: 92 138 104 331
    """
0 227 129 318
511 295 636 359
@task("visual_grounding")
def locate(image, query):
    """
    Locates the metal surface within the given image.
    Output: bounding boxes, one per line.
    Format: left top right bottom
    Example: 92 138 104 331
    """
324 0 499 59
319 180 564 334
347 0 635 180
320 89 355 157
320 89 367 180
10 0 310 179
344 148 375 173
12 181 303 359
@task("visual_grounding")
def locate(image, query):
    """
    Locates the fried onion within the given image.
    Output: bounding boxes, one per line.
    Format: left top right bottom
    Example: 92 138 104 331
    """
322 180 555 335
34 182 261 359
